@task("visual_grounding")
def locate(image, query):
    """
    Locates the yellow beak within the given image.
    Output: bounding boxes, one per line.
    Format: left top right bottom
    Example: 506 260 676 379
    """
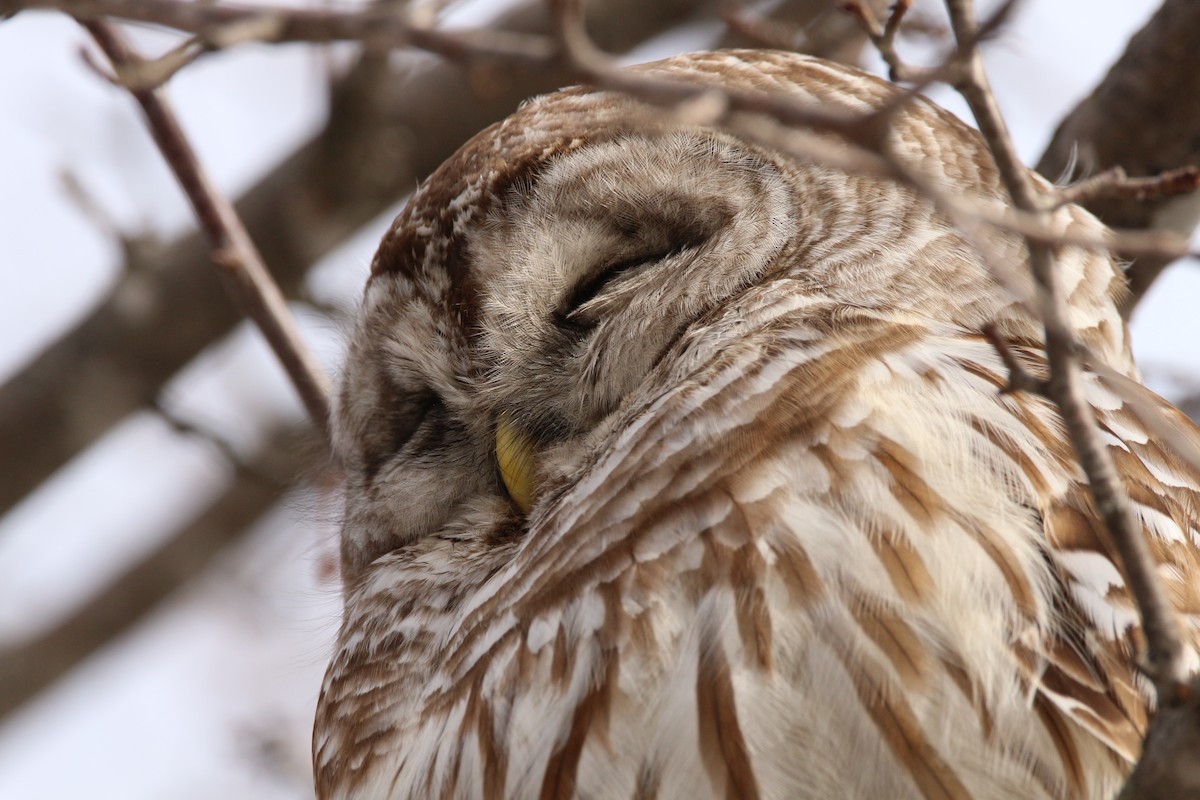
496 413 539 513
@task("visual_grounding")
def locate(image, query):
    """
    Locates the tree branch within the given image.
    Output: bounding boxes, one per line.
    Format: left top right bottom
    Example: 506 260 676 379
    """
946 0 1187 698
925 2 1199 796
0 0 716 520
1037 0 1200 316
0 423 322 720
718 0 890 63
2 0 557 62
86 20 333 442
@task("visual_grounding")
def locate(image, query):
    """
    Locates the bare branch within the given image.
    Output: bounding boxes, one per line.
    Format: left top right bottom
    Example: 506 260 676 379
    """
917 7 1200 789
1053 166 1200 210
961 202 1192 262
717 0 894 64
839 0 936 83
2 0 557 62
541 8 1197 273
85 20 334 443
152 401 283 483
981 323 1049 397
549 6 1197 710
944 0 1189 704
109 35 210 90
1117 686 1200 800
509 0 1194 354
720 2 811 52
549 0 881 146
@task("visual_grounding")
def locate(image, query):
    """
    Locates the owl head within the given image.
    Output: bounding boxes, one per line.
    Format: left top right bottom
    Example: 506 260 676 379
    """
331 50 1127 584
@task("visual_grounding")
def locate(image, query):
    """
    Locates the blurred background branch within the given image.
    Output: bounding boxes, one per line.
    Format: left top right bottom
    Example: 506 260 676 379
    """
1036 0 1200 316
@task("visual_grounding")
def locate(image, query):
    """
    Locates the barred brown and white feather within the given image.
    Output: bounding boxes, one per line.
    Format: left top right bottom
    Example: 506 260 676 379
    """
314 51 1200 799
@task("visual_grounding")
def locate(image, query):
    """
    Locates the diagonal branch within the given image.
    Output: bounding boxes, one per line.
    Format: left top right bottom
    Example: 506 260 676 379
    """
0 0 715 520
0 423 322 720
85 20 333 443
944 0 1187 699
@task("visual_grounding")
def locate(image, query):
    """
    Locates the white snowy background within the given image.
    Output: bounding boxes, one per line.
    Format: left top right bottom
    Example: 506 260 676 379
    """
1 1 1197 797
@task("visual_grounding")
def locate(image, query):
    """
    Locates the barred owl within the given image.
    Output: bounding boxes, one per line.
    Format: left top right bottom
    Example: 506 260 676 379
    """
314 51 1200 799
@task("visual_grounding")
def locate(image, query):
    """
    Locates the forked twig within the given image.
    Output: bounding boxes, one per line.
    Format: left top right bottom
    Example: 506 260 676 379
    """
840 0 933 82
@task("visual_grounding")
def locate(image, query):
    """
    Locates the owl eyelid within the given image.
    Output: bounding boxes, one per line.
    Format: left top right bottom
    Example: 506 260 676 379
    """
561 248 675 315
556 237 704 323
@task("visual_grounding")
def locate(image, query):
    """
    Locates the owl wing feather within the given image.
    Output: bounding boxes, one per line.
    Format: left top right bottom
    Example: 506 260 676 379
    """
1036 364 1200 761
318 297 1200 799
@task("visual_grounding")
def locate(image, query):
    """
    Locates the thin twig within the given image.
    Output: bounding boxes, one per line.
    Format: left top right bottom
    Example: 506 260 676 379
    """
546 0 1196 279
153 400 288 485
1054 165 1200 209
955 196 1193 262
84 20 333 444
549 0 879 146
840 0 935 82
112 35 210 90
943 0 1188 699
47 0 1183 271
1036 0 1200 319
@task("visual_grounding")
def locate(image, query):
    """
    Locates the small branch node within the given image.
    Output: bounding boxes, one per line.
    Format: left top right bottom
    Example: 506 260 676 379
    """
115 37 208 90
841 0 933 83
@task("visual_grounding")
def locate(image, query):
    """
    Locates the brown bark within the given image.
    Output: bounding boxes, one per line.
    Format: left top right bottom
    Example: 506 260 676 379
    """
1117 680 1200 800
1036 0 1200 315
